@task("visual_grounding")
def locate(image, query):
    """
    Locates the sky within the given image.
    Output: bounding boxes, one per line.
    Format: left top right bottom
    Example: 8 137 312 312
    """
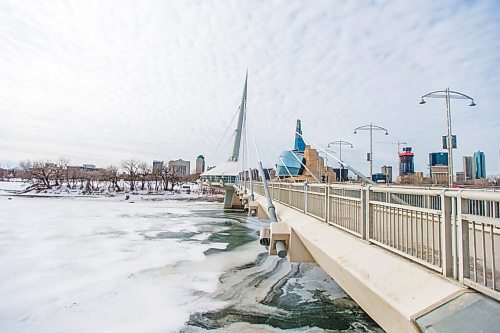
0 0 499 176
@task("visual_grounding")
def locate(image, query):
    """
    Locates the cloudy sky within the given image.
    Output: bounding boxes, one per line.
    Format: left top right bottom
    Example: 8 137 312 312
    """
1 0 499 175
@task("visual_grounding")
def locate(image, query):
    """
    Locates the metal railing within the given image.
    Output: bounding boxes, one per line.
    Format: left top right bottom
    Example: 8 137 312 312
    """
248 181 500 300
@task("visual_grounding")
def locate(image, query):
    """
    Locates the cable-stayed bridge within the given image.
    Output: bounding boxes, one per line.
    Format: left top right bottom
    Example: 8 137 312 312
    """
201 74 500 333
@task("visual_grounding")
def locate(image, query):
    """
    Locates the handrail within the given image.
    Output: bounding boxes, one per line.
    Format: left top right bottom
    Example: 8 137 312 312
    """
252 181 500 300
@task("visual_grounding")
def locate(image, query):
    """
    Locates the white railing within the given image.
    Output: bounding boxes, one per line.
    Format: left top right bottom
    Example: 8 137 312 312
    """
248 181 500 300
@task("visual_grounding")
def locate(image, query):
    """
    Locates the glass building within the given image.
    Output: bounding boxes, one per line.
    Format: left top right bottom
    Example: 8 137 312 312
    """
276 119 306 177
473 151 486 179
429 152 448 166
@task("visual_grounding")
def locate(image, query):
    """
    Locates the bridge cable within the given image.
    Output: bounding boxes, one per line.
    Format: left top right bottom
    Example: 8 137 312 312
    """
209 106 241 163
251 132 278 220
295 131 374 185
286 148 321 183
295 131 409 205
244 109 254 200
278 155 297 183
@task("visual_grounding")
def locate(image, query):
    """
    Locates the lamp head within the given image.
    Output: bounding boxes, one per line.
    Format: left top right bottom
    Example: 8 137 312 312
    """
419 98 426 105
385 131 389 135
353 130 357 134
469 100 476 107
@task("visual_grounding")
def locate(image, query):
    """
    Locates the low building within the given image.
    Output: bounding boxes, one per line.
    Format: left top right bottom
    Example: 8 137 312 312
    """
397 172 425 185
168 159 190 176
372 173 387 183
152 160 164 174
381 165 393 183
430 165 449 185
456 171 466 184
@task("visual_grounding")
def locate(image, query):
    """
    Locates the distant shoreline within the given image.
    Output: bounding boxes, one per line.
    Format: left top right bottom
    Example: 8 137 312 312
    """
0 192 225 202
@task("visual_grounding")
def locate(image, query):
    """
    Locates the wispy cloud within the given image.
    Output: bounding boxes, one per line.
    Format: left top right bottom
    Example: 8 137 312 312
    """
0 0 499 174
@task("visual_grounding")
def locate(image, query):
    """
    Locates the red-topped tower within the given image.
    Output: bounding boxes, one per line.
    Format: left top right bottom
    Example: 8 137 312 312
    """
399 147 414 176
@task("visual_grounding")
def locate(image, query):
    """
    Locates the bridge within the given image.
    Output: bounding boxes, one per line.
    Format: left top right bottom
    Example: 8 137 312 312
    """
202 74 500 332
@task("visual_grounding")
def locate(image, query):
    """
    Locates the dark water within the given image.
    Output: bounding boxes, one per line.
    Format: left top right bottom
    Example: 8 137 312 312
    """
181 208 383 333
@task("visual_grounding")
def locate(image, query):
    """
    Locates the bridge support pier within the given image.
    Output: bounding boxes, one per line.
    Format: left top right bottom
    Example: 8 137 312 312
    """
223 188 244 209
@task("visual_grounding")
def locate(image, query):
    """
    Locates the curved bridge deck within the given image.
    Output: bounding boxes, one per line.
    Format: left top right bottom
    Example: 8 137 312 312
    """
246 182 500 332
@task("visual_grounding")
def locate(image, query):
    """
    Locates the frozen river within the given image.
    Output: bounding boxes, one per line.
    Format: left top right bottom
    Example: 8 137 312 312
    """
0 192 381 332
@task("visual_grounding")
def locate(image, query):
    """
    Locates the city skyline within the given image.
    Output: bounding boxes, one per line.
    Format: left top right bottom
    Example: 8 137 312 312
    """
1 1 499 175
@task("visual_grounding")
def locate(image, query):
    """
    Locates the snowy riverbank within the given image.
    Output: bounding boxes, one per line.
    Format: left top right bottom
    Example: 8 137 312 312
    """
0 180 223 202
0 187 380 333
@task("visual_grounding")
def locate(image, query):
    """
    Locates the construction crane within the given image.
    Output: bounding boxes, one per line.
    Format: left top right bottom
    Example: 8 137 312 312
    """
378 140 408 156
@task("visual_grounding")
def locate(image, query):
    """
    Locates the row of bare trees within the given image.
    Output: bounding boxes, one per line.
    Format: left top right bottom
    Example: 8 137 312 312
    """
18 158 185 193
19 159 69 189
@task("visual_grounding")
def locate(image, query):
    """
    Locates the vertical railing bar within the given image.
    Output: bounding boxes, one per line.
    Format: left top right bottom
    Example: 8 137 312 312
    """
431 213 435 265
451 196 457 279
379 204 382 243
395 207 399 250
425 212 429 263
420 210 424 260
388 205 392 247
388 205 391 246
392 206 396 248
405 209 409 254
384 205 387 245
481 223 486 286
325 185 329 223
473 221 477 282
490 224 496 290
410 210 414 256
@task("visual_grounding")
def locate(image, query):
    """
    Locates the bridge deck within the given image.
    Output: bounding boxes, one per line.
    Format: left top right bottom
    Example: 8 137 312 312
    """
256 194 466 332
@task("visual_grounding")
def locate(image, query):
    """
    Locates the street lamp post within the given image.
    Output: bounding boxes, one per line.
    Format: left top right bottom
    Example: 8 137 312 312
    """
328 140 354 181
354 124 389 179
323 149 335 183
419 88 476 187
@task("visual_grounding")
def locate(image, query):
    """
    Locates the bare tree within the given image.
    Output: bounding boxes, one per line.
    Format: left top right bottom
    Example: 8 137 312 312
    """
121 159 139 191
152 165 162 192
158 165 181 191
53 158 69 187
19 160 56 189
164 166 181 191
105 165 122 192
137 162 151 191
488 174 500 186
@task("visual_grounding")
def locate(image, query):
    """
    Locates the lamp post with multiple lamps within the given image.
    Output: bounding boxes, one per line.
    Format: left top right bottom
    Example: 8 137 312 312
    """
354 124 389 179
327 140 354 181
419 88 476 188
323 149 335 183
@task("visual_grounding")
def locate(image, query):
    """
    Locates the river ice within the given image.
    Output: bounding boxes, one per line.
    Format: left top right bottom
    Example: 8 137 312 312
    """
0 184 381 333
0 195 253 332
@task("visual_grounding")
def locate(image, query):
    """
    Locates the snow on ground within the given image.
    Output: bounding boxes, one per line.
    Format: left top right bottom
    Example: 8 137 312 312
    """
0 180 28 194
0 180 217 200
0 196 241 333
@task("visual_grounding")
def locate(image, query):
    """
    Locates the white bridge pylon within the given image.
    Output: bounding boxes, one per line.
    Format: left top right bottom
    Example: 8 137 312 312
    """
201 72 248 208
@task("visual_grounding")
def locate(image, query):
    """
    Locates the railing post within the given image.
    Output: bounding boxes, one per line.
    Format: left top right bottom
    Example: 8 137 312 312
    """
360 185 367 240
365 185 372 241
441 190 452 277
325 184 329 223
457 192 470 282
304 183 308 214
288 184 291 207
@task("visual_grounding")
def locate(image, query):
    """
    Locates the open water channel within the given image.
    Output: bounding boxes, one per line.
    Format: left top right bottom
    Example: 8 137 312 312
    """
0 192 383 332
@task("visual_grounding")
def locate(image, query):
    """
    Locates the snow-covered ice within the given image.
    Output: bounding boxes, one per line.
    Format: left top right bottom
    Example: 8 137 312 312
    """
0 196 244 333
